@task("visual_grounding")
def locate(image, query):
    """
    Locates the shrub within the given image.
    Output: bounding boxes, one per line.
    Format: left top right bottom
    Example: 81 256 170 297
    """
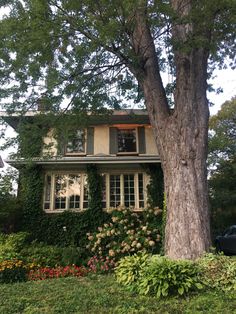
0 232 29 261
115 254 203 298
0 259 28 283
21 243 89 267
115 253 149 289
198 253 236 291
86 206 162 260
20 243 63 267
28 265 87 281
87 256 116 274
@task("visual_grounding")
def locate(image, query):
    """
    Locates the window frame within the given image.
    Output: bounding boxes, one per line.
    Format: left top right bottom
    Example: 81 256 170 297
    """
64 129 87 156
103 171 148 211
116 127 139 155
43 172 88 213
43 171 149 213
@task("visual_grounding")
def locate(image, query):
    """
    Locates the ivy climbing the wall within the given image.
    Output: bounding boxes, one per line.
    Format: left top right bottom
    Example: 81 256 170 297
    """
146 163 164 208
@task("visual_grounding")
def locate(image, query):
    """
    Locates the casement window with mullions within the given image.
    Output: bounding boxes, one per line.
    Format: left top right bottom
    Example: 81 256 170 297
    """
43 174 88 212
64 127 94 155
65 130 85 154
110 127 146 155
43 172 147 212
107 173 146 209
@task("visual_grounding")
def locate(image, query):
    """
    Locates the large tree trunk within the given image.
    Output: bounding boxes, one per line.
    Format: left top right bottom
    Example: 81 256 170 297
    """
129 1 211 259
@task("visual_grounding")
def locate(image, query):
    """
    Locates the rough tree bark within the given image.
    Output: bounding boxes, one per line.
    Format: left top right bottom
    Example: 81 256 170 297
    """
128 1 211 259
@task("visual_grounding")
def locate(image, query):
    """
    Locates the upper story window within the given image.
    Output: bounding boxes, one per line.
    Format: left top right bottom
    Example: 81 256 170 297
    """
62 127 94 156
110 126 146 155
117 129 136 153
65 129 85 154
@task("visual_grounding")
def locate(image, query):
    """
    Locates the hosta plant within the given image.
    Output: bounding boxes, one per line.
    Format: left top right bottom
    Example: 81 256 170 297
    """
115 254 203 298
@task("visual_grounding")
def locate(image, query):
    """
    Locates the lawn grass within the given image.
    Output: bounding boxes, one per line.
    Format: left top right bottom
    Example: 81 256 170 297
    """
0 274 235 314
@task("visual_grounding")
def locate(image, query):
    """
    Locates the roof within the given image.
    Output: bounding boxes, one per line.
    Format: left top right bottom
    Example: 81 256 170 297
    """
0 109 150 130
6 155 160 169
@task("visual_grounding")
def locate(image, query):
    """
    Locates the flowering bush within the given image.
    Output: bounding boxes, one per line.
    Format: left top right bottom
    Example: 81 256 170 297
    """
0 259 28 283
86 206 162 260
87 256 116 274
28 265 87 281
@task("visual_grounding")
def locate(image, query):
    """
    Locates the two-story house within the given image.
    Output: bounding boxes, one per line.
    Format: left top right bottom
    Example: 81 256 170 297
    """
2 109 161 212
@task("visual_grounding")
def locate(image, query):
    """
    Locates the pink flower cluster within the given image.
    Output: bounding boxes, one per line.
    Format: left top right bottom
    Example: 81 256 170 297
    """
28 265 87 281
87 256 116 273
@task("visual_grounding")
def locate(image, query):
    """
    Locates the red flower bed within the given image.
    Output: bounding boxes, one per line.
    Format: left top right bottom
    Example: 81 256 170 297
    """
87 256 116 273
28 265 87 281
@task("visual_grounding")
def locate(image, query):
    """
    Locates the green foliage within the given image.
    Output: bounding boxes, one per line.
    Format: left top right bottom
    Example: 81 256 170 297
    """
0 232 29 261
116 254 202 298
20 165 44 231
20 243 63 267
0 168 22 233
209 158 236 236
0 1 235 113
87 206 162 260
208 97 236 167
197 253 236 292
0 259 27 284
87 164 103 212
137 256 202 298
146 164 164 208
17 119 48 158
115 253 149 289
208 98 236 236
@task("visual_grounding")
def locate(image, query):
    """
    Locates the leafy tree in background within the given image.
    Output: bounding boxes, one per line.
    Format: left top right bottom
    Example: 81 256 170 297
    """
0 0 235 259
208 97 236 236
0 168 22 233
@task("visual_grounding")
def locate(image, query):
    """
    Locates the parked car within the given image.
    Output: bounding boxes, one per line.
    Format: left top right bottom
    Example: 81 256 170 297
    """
215 225 236 255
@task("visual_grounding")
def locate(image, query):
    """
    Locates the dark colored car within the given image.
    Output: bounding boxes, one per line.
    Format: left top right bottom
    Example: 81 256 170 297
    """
215 225 236 255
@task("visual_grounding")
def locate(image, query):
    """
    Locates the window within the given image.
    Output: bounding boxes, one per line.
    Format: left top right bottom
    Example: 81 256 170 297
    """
44 171 147 212
65 129 85 154
44 173 88 212
117 129 137 153
124 174 135 207
110 126 146 155
110 175 121 207
107 172 146 209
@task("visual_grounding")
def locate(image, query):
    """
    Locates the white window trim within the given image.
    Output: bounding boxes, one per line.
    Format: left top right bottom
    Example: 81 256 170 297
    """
104 171 148 211
44 172 88 213
43 171 149 213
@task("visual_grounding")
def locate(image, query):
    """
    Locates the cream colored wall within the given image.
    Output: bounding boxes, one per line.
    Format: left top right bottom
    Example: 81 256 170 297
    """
94 126 109 155
42 129 57 156
41 125 158 156
145 127 158 155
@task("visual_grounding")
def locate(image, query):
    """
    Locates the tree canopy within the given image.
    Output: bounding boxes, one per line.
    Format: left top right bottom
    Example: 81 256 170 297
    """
208 97 236 235
208 97 236 168
0 0 235 112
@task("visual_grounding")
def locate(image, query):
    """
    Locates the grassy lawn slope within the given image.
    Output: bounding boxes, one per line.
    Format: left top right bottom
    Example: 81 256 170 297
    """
0 275 235 314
